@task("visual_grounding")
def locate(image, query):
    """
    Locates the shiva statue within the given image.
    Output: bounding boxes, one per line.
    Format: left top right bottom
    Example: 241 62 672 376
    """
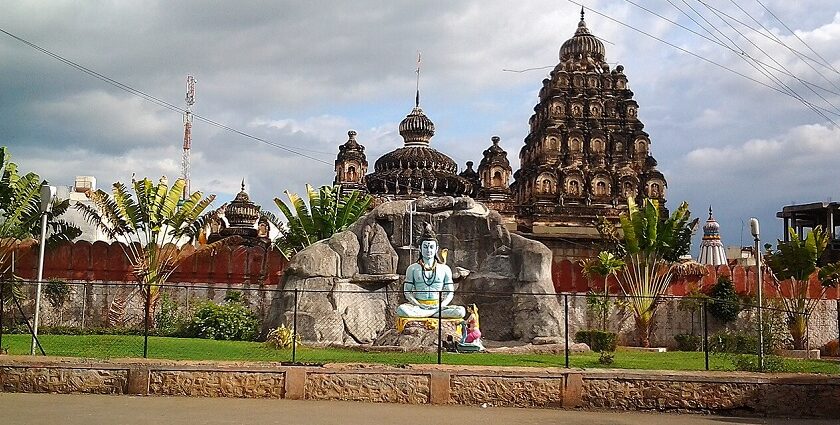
396 224 466 322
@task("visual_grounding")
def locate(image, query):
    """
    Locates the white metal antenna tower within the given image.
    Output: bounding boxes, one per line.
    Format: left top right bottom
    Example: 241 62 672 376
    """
181 75 196 199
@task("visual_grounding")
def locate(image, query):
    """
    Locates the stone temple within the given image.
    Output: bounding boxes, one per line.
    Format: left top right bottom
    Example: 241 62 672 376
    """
333 10 667 258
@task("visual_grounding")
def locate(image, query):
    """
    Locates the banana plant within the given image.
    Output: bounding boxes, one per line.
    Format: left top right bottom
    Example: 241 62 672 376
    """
271 184 371 259
0 147 81 306
601 197 698 347
764 226 840 349
75 176 215 325
581 251 625 331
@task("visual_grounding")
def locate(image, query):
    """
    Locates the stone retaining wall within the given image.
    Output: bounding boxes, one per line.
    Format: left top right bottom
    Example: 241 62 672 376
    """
1 357 838 418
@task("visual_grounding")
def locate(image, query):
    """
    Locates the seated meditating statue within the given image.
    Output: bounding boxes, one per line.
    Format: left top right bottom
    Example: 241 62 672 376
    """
396 224 466 322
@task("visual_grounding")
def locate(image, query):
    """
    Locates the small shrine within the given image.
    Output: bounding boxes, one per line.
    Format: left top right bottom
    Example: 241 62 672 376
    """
206 181 271 248
698 206 727 265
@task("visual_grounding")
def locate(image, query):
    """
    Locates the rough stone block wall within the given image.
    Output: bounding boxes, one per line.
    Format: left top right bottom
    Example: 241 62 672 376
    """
581 375 840 418
149 370 285 398
1 366 127 394
304 372 429 404
449 375 564 407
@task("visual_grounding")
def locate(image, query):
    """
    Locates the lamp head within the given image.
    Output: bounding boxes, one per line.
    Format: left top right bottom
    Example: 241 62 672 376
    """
749 217 760 238
40 184 56 213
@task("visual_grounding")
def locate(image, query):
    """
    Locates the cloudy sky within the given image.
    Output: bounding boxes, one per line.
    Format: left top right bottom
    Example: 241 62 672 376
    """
2 1 839 253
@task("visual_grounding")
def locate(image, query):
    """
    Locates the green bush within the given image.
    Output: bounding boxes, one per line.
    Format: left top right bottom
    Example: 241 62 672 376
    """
155 293 188 337
674 333 702 351
44 279 71 309
707 276 742 323
709 330 777 354
185 300 260 341
598 351 615 365
730 354 785 372
574 330 618 352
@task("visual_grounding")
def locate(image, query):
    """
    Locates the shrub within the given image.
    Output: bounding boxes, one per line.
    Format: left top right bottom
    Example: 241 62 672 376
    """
598 351 615 365
707 276 742 323
730 354 785 372
44 279 71 309
574 330 618 352
674 333 702 351
265 324 297 349
185 300 260 341
155 293 188 337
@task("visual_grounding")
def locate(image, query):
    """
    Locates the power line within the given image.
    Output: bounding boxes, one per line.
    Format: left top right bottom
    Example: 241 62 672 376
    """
566 1 840 119
671 0 838 126
706 1 840 124
755 0 840 76
0 27 337 164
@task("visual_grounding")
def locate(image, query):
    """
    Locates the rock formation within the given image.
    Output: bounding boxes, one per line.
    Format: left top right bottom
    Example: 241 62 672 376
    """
263 197 563 345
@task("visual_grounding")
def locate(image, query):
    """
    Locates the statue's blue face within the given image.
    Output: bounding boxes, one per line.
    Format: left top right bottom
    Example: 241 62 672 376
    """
420 240 437 261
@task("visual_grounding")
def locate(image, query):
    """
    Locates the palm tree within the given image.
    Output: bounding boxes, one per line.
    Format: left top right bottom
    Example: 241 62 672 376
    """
764 226 840 350
0 147 81 303
600 197 698 347
271 184 371 258
76 176 214 325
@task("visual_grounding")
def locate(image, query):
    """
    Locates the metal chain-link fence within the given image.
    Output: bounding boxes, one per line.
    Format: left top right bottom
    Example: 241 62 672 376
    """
2 280 838 372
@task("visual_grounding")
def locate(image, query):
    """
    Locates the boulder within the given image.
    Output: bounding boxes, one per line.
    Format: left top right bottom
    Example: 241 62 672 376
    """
415 196 455 212
286 243 339 278
359 223 398 275
328 231 360 278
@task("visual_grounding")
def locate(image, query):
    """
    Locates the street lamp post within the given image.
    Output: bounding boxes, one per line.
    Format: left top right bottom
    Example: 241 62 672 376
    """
749 217 765 371
30 183 56 355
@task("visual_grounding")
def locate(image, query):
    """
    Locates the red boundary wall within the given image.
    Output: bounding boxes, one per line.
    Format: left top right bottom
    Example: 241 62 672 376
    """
8 241 838 299
551 259 839 299
11 241 286 285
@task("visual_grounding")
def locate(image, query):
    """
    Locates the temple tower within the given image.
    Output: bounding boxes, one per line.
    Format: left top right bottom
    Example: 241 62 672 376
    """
510 10 667 244
334 130 368 196
698 206 728 265
476 136 515 227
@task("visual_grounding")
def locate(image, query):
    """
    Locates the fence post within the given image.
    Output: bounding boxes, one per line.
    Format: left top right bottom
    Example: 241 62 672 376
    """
292 288 299 364
564 294 570 368
437 290 443 365
143 282 150 358
837 299 839 348
702 298 709 371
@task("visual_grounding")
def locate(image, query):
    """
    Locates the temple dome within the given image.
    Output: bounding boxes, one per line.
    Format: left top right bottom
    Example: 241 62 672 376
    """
560 12 605 62
399 106 435 146
366 104 473 197
221 181 260 238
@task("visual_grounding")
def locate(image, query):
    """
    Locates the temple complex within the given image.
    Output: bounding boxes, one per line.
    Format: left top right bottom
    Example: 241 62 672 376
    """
698 207 727 265
333 10 667 256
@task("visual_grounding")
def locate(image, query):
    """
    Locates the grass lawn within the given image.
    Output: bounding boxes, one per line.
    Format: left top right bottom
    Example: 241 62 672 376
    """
2 334 837 374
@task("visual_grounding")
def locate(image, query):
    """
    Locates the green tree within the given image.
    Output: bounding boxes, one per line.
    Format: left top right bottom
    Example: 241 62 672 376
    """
76 176 215 325
764 226 840 349
0 147 81 307
271 184 371 258
581 251 624 331
599 197 698 347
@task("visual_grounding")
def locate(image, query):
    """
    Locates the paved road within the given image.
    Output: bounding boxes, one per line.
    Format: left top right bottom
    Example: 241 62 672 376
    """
0 393 834 425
